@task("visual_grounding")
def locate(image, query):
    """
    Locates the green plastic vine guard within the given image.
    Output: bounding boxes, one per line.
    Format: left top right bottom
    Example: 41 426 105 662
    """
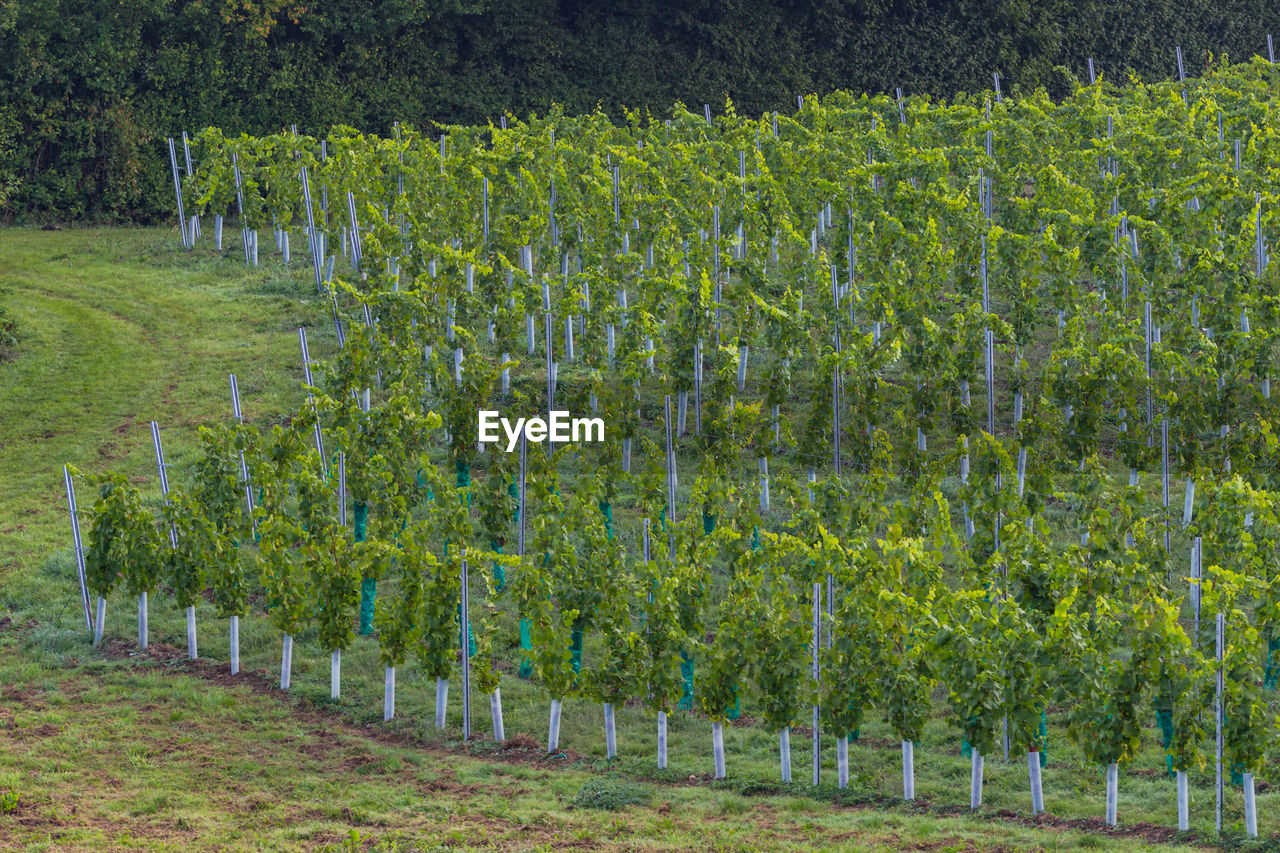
1034 706 1044 768
560 501 617 675
355 501 373 635
461 609 477 657
519 553 552 679
414 468 434 502
1157 706 1174 777
599 501 614 539
490 477 518 591
518 618 534 678
570 628 584 673
677 650 695 710
491 540 505 591
253 487 264 543
1221 709 1245 785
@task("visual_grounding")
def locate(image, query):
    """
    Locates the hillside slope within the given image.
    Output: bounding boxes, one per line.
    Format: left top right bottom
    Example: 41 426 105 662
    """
0 229 1237 851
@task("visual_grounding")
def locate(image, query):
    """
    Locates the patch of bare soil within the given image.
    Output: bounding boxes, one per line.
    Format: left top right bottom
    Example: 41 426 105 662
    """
992 810 1196 845
417 768 484 797
10 721 60 741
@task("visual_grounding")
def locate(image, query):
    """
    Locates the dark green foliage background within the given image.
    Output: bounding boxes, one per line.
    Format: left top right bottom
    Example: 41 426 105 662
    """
2 0 1279 222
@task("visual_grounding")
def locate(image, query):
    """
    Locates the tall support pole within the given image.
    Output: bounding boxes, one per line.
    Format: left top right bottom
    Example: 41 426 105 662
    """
461 557 472 741
1176 46 1188 104
694 340 703 436
345 192 363 270
1162 418 1171 560
1215 612 1225 834
229 374 256 527
1257 193 1268 278
338 453 346 527
63 466 93 632
298 328 327 467
149 422 176 539
645 518 668 768
167 138 190 248
664 395 677 559
832 267 842 474
181 132 199 239
516 431 531 679
545 311 554 414
1191 537 1203 642
149 422 178 560
300 166 325 295
518 433 527 558
231 152 249 265
811 582 821 786
151 422 194 658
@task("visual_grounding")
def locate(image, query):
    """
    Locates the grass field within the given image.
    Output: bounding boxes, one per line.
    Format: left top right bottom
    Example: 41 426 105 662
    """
0 227 1272 851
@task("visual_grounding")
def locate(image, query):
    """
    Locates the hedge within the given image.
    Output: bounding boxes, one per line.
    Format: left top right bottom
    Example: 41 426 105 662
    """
1 0 1278 222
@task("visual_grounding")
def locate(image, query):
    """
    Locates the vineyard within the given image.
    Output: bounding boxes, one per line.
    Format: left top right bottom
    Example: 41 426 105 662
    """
68 55 1280 840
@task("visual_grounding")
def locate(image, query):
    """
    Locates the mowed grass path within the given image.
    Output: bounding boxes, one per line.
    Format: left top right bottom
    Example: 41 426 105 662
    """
0 228 1234 851
0 227 333 581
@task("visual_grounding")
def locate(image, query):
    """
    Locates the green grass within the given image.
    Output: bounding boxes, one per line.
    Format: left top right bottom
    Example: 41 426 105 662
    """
0 226 336 580
0 226 1273 851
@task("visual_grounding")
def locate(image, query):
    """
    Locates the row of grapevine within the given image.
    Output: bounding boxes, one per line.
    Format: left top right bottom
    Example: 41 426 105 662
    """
68 418 1277 829
68 55 1280 835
